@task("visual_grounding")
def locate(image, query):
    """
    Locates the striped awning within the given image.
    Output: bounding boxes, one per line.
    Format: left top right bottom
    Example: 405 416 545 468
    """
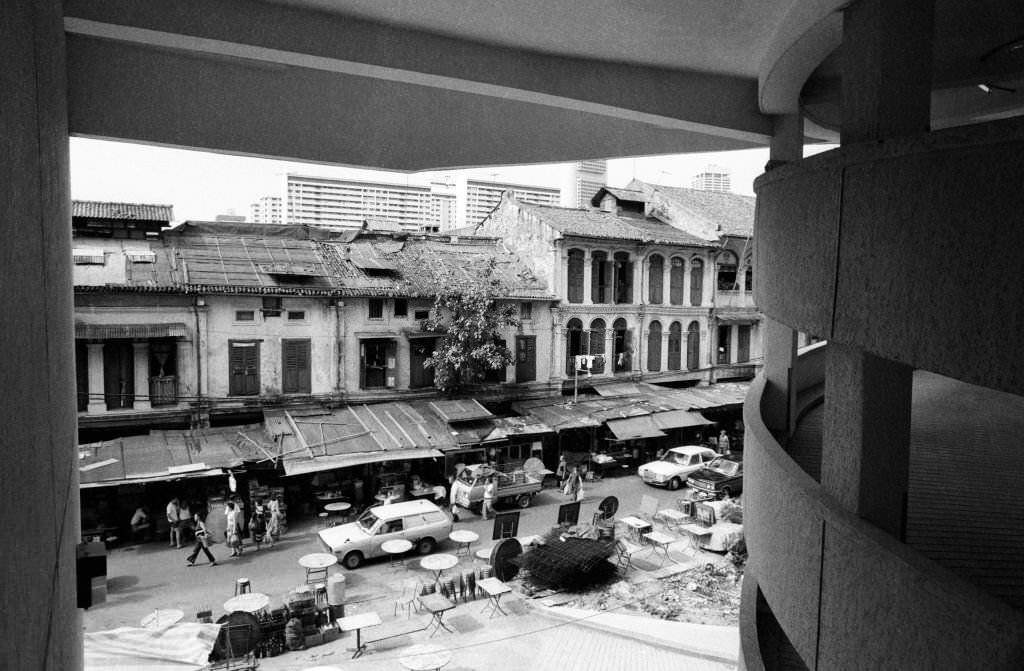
75 322 188 339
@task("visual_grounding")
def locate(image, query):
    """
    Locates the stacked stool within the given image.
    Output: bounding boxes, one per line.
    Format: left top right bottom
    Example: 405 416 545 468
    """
234 578 252 596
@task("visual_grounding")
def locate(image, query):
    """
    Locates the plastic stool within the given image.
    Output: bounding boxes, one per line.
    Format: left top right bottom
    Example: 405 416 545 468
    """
318 512 330 528
313 582 328 607
439 576 456 600
460 570 476 602
234 578 252 596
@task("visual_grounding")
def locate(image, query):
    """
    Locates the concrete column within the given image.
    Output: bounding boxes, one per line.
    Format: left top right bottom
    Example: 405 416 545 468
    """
86 343 106 414
1 1 81 668
759 114 803 436
663 258 671 306
632 252 643 304
176 337 193 402
819 0 934 540
132 342 151 410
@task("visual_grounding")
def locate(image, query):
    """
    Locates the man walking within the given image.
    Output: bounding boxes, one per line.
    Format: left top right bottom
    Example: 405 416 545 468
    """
482 477 495 521
186 512 217 566
166 497 182 548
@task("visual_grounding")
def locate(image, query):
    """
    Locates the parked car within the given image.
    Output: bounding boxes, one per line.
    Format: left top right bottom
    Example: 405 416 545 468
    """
637 445 719 490
687 456 744 499
317 499 453 569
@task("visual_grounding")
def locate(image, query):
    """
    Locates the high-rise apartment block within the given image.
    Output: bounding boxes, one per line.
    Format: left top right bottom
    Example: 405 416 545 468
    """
464 179 560 226
285 174 435 232
690 164 732 192
250 196 282 224
572 160 607 208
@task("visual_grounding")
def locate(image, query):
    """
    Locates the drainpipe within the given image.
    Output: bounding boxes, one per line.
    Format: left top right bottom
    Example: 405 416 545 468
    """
192 297 205 427
335 299 344 395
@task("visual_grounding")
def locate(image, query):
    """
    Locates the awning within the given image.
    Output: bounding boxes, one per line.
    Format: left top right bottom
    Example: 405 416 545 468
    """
429 399 494 423
606 416 667 441
282 447 444 476
652 409 715 429
81 468 225 489
595 383 643 397
715 310 761 323
524 404 602 431
75 322 188 339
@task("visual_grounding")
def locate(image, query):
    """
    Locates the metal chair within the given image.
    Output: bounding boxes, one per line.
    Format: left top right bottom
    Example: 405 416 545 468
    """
234 578 252 596
394 578 420 617
614 539 643 573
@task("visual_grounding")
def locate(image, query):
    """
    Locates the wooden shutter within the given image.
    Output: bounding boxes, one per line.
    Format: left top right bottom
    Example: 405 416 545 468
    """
385 341 397 387
359 342 366 389
670 259 684 305
737 325 751 362
647 322 662 372
687 324 700 371
648 256 663 304
690 260 704 306
567 251 584 304
668 322 682 370
282 339 311 393
516 336 536 382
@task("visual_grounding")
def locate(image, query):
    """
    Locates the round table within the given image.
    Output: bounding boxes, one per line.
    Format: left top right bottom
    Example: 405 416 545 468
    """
299 552 338 583
400 643 452 671
323 501 352 524
419 553 459 587
475 547 492 562
140 608 184 629
448 529 479 557
381 538 413 567
223 592 270 614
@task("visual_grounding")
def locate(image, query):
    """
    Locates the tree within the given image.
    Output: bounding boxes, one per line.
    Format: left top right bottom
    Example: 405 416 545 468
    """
399 250 520 393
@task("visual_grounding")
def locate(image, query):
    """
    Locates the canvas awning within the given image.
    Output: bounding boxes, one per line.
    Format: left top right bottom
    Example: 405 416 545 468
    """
282 447 444 476
606 416 667 441
652 409 715 429
75 322 188 339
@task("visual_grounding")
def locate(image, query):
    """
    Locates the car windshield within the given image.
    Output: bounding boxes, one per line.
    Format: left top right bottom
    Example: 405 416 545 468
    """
708 459 740 476
662 452 688 465
457 469 477 485
355 509 380 533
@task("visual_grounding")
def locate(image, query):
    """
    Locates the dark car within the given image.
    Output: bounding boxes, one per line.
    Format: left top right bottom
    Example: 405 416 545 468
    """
686 456 743 499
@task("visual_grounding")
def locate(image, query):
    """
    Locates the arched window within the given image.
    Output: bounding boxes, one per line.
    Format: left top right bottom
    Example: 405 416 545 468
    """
689 258 704 306
591 251 610 303
613 318 631 373
567 249 585 303
686 321 701 371
667 322 682 370
565 318 584 375
589 318 607 374
669 257 685 305
717 250 738 291
647 321 662 372
613 251 633 304
647 254 664 304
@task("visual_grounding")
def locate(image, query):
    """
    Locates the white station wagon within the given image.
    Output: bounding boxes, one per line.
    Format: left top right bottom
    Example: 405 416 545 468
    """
637 445 719 490
318 499 453 569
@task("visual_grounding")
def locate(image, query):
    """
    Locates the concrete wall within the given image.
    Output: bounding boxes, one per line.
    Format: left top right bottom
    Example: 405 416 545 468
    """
742 370 1024 670
755 117 1024 395
202 295 338 399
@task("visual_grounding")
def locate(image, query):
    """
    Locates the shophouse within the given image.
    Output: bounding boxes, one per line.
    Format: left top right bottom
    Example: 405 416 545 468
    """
476 189 761 393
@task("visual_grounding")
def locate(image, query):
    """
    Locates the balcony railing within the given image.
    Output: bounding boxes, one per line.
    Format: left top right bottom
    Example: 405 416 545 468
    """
149 375 178 407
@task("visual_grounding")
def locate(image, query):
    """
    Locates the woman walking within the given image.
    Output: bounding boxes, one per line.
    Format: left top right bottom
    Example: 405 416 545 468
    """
186 512 217 566
266 495 281 547
563 466 583 502
225 500 243 557
249 499 268 551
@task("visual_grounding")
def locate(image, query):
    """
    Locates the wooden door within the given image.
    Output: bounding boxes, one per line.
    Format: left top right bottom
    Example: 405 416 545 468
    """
515 335 536 382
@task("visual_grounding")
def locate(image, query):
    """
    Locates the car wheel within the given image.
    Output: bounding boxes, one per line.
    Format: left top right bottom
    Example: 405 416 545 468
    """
416 537 436 555
668 477 681 491
342 551 363 570
516 494 532 508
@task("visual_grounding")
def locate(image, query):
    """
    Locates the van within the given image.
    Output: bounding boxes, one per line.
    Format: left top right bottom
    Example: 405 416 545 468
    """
317 499 453 569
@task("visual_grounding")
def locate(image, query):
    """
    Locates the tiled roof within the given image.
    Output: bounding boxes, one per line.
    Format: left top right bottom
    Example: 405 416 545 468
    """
517 202 714 247
72 200 174 222
643 183 755 237
590 186 647 205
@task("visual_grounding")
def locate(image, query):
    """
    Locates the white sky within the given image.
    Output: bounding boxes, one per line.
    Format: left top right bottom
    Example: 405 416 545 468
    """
69 137 790 223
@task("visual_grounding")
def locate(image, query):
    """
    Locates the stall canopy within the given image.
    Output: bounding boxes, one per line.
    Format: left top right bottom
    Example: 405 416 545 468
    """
606 416 667 441
428 399 494 423
78 426 263 489
486 415 554 440
652 409 716 429
271 403 456 476
84 623 221 671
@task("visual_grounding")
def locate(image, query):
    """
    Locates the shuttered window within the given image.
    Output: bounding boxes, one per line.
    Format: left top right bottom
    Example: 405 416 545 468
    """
648 255 664 304
613 252 633 304
589 319 606 374
229 341 260 396
282 339 311 394
647 321 662 372
690 259 704 306
687 322 700 371
667 322 682 370
591 252 610 303
567 249 585 303
515 335 536 382
737 325 751 363
670 257 685 305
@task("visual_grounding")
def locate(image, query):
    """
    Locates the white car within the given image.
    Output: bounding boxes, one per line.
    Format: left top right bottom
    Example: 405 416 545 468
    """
637 446 719 490
317 499 453 569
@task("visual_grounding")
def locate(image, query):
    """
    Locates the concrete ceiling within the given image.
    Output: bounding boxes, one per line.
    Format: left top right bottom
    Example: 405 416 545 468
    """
62 0 1024 171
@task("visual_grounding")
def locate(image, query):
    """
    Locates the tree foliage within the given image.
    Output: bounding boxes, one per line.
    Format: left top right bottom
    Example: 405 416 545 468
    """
399 249 520 393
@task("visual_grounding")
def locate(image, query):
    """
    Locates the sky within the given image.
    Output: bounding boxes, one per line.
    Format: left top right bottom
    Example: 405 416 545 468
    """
69 137 778 223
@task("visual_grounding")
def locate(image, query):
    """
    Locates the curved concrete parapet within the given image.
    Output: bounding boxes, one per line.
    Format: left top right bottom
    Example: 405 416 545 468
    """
740 372 1024 670
753 116 1024 396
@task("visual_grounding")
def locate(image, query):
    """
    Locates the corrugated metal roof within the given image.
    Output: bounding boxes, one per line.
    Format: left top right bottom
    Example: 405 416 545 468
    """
517 202 714 247
652 409 715 429
606 415 666 440
73 200 174 222
429 399 494 423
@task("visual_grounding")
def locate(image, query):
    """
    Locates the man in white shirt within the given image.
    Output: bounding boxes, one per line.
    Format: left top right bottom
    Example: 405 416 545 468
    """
166 497 181 548
482 478 495 520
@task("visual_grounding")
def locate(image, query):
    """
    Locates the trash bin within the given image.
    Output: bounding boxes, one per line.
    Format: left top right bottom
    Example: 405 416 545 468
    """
327 573 346 605
76 541 107 608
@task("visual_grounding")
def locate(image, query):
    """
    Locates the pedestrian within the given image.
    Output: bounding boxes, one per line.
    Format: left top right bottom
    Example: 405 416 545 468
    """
225 500 243 556
481 477 495 521
166 497 182 549
718 430 731 455
186 512 217 566
556 454 568 485
232 495 246 538
563 466 581 502
266 495 281 547
130 506 151 541
249 499 267 551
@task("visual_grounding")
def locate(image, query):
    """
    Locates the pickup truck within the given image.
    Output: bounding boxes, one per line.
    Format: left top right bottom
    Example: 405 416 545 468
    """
451 463 543 511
